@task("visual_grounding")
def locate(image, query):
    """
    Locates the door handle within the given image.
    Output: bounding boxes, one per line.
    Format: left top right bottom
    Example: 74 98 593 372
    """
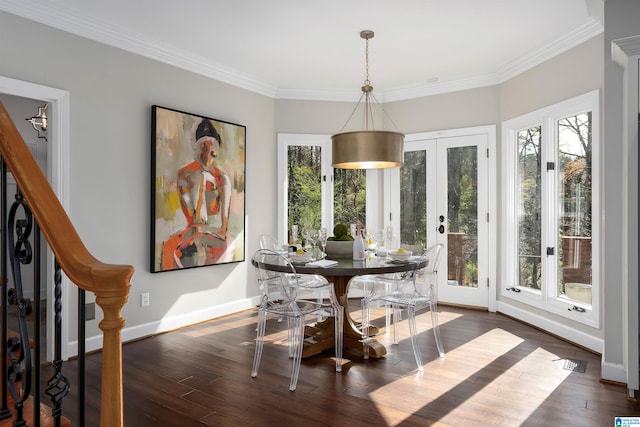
438 225 445 234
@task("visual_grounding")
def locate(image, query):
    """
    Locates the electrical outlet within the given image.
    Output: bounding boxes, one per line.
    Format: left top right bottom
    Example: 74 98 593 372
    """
141 292 150 307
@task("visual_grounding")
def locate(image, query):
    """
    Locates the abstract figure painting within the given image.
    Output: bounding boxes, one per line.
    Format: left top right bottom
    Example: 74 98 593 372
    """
151 105 246 272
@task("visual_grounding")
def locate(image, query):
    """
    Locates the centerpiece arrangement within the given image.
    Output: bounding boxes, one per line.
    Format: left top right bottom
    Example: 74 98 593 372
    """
324 223 354 258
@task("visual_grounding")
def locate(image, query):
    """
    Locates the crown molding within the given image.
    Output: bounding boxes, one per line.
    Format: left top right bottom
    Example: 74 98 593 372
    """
380 74 501 103
276 73 500 102
496 18 603 83
0 2 278 97
0 2 604 103
275 87 363 102
612 34 640 69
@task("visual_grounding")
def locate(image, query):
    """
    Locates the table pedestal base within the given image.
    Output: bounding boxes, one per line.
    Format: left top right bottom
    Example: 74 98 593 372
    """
302 275 387 359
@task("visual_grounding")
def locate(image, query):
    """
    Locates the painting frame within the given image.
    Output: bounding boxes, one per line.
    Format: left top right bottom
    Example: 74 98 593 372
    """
150 105 246 273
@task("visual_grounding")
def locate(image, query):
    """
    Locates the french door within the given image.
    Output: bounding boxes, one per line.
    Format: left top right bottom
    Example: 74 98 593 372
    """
390 129 492 308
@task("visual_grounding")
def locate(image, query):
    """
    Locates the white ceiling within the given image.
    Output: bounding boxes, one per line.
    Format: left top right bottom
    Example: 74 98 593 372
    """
0 0 603 102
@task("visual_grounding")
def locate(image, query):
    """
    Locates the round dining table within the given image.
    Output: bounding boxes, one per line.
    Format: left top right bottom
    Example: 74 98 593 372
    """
257 254 425 359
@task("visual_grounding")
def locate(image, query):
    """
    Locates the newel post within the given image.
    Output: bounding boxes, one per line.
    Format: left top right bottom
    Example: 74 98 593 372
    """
93 268 132 427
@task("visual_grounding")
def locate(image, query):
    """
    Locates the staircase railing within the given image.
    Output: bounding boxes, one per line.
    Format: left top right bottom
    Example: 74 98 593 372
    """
0 100 133 426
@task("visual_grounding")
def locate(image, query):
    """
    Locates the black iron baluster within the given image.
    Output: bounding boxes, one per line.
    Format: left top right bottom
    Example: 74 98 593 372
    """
78 288 85 427
45 260 69 426
6 189 34 427
33 223 41 427
0 158 11 421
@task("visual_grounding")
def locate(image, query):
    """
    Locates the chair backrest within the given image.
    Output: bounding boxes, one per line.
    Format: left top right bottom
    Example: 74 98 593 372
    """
252 248 299 303
258 234 281 250
400 244 424 254
414 243 444 297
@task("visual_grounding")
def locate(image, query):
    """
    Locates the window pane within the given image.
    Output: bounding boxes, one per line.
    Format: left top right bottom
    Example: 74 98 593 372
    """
558 112 592 305
400 150 427 248
287 146 321 234
447 146 478 287
518 126 542 290
333 169 366 228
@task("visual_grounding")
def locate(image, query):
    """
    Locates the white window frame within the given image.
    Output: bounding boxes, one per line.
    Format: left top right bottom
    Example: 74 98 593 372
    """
276 134 331 244
501 90 600 328
277 133 381 244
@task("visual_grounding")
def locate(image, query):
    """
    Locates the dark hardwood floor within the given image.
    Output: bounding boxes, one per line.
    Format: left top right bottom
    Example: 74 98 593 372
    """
56 303 640 426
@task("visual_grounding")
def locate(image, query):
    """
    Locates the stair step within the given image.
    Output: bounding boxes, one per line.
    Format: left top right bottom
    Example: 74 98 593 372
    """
0 395 70 427
0 331 70 426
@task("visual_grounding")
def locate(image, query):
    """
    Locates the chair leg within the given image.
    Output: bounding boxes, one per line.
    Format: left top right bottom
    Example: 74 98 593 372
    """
333 304 343 372
384 282 393 330
317 292 325 322
289 317 305 391
385 304 392 331
286 316 296 358
392 307 401 344
430 304 445 359
407 306 424 372
251 310 267 378
361 299 370 360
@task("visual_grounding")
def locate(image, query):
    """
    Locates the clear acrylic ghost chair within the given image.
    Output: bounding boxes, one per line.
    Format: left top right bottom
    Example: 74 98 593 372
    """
251 249 343 391
259 233 331 321
349 243 425 331
349 275 393 330
361 244 445 371
258 234 287 252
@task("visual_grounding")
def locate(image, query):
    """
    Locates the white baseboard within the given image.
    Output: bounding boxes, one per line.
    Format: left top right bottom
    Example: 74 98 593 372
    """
497 301 603 353
601 360 627 384
497 301 635 384
67 295 262 357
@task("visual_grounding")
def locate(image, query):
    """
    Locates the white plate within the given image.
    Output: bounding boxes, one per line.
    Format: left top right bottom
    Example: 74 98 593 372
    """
289 253 312 263
388 250 412 261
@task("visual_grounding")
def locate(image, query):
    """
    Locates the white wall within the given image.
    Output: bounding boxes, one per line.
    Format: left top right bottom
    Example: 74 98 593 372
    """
499 36 604 120
275 86 500 136
603 0 640 383
0 12 275 348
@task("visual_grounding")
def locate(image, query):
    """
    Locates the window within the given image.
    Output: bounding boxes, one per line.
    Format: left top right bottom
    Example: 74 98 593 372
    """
502 90 599 327
286 144 323 233
277 134 369 244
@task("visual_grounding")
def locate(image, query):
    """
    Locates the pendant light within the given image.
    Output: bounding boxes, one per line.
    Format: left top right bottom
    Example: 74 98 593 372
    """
331 30 404 169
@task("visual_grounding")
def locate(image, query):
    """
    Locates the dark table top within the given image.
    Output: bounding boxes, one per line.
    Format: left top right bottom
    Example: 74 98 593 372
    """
256 254 425 277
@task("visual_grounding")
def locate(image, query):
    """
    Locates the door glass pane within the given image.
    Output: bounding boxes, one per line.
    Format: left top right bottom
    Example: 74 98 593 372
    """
287 145 321 235
333 169 366 227
400 150 427 249
447 146 478 288
517 126 542 290
558 112 592 305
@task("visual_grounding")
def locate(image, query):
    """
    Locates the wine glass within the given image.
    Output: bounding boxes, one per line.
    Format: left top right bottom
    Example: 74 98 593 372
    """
386 225 395 250
364 229 378 251
308 229 319 250
291 224 298 245
303 229 312 250
374 229 384 249
319 228 328 258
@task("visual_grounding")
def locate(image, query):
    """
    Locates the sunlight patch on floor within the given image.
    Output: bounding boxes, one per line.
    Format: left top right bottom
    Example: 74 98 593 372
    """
369 328 525 426
467 346 572 425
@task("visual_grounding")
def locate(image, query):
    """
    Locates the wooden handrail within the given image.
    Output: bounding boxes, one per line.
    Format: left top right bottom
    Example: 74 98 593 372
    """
0 100 133 427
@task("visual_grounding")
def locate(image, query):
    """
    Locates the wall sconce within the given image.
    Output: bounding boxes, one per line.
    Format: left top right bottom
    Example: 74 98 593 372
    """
26 103 48 142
